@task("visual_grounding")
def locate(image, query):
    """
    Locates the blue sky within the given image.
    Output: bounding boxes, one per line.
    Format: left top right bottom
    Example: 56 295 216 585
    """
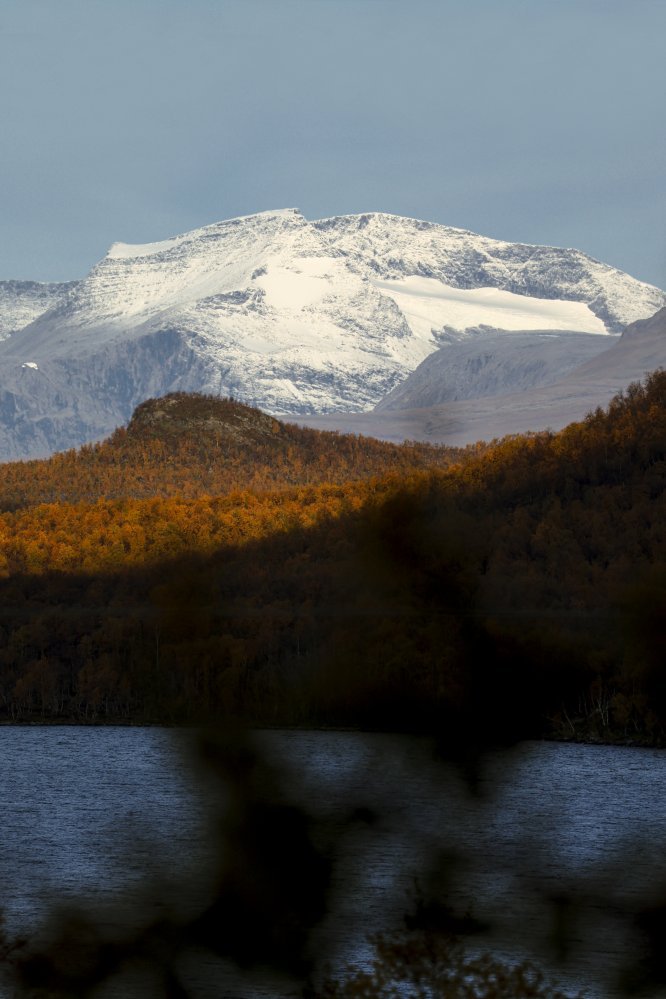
1 0 664 287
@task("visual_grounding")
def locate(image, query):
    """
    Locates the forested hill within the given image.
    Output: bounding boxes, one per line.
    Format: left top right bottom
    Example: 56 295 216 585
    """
0 374 664 742
0 393 470 509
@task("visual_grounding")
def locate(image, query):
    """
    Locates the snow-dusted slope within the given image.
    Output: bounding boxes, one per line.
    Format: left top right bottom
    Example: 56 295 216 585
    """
0 209 663 459
0 280 76 341
315 213 664 333
300 307 666 445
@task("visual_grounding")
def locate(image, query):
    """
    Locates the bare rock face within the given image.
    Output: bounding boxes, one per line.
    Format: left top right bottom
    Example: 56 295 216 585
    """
0 208 663 459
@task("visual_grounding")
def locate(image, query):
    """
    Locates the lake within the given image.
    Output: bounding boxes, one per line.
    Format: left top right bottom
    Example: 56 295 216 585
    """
0 727 665 997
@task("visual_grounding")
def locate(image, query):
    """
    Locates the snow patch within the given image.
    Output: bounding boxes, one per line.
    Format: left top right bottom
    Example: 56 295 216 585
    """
372 276 609 340
254 257 344 311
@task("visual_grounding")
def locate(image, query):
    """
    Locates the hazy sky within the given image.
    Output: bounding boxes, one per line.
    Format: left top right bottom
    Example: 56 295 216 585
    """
2 0 664 287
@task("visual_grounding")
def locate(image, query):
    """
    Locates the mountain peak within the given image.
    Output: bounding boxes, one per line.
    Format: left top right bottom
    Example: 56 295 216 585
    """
106 208 306 261
314 210 473 236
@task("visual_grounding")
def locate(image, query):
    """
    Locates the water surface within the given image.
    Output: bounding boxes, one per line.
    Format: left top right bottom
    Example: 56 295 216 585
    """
1 727 665 997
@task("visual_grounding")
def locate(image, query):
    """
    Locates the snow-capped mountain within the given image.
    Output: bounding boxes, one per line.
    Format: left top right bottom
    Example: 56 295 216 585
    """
0 208 663 459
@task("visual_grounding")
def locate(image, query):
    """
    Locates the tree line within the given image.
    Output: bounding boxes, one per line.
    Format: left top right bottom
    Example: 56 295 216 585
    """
0 392 470 510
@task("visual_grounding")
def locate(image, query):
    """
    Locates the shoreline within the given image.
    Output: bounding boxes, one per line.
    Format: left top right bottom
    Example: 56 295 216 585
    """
0 717 663 750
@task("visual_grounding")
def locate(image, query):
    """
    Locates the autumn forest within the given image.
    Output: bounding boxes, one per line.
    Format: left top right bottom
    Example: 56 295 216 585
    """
0 377 664 744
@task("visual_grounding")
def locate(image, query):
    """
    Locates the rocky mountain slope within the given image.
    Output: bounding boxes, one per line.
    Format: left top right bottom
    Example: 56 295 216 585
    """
0 280 75 341
0 209 663 459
